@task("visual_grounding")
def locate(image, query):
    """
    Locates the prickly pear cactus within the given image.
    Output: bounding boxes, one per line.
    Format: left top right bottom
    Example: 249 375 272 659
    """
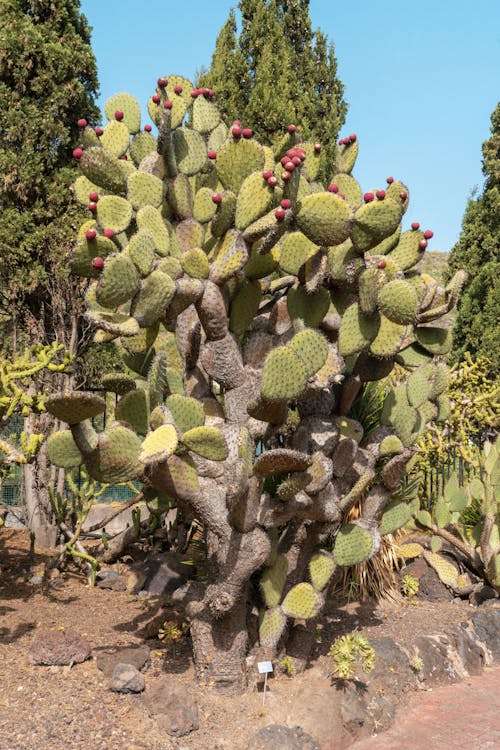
50 76 466 693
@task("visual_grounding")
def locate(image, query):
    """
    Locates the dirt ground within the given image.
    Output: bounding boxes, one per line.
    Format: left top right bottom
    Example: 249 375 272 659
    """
0 528 474 750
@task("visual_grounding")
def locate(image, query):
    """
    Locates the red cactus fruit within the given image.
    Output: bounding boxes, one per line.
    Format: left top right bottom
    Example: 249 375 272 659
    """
419 239 428 249
164 100 173 110
328 183 339 193
287 124 297 133
275 208 286 221
411 222 420 230
144 124 152 132
400 191 408 200
73 148 83 159
242 128 253 138
152 94 161 104
281 171 292 181
173 85 183 95
423 229 433 239
284 161 295 172
267 176 278 187
88 192 99 202
364 192 374 203
378 260 387 269
86 229 96 240
231 126 242 137
349 134 357 142
376 190 386 200
386 176 394 184
212 193 223 205
77 118 87 128
104 229 115 239
207 150 217 160
262 170 273 180
87 202 97 212
280 199 292 209
314 143 321 152
157 77 168 88
114 110 124 121
95 127 103 136
91 257 104 270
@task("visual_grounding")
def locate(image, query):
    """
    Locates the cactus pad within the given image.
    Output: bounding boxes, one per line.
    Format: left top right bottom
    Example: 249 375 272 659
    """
388 229 425 270
181 426 228 461
86 425 142 484
309 551 336 591
136 206 170 256
351 198 402 253
260 554 288 608
261 347 308 401
289 329 329 378
104 92 141 133
278 231 318 276
45 391 105 425
139 424 179 465
259 607 287 648
253 448 312 477
127 172 163 210
235 171 276 230
95 254 139 309
229 280 262 338
379 499 413 535
281 582 323 619
100 120 130 157
215 138 265 194
338 303 380 357
369 315 408 358
165 394 205 435
115 388 150 435
127 230 156 277
415 326 453 355
378 280 418 324
47 430 83 469
333 523 374 566
173 128 207 176
96 195 133 234
295 193 353 246
80 148 127 195
287 285 330 328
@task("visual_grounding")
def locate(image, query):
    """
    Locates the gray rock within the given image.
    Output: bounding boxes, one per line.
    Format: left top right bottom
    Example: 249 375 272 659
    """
109 663 145 693
470 608 500 661
414 634 462 685
339 682 371 739
400 558 454 601
367 637 417 696
247 724 319 750
96 568 127 591
452 623 486 676
3 507 26 529
29 629 91 666
96 645 150 676
469 584 497 606
144 677 199 737
29 574 45 586
139 552 193 596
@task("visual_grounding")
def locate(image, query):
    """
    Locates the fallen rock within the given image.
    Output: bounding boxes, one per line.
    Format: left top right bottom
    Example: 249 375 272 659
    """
414 634 462 685
29 629 91 666
96 568 127 591
400 558 453 601
143 677 199 737
470 607 500 661
366 637 417 696
137 552 194 595
247 724 319 750
109 663 145 693
96 645 150 676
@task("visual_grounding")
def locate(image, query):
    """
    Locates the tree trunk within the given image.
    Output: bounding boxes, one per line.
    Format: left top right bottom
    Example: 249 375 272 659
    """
23 426 57 548
189 597 249 694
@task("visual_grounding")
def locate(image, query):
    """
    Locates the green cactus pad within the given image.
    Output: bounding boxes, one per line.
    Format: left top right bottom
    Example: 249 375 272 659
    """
235 171 276 230
131 271 176 328
258 607 287 648
309 551 336 591
387 229 425 270
229 280 262 337
369 315 408 359
46 430 83 469
445 270 468 308
261 347 308 401
150 453 199 501
353 351 394 382
281 582 323 620
95 254 139 309
104 92 141 134
175 218 204 254
173 128 207 176
127 172 163 210
395 343 433 368
136 206 170 256
165 394 205 435
276 471 312 501
247 398 288 425
115 388 150 435
287 285 330 328
73 174 106 205
369 223 402 256
330 173 363 208
253 448 312 477
381 386 417 447
96 195 132 234
147 351 168 411
101 373 136 395
422 550 464 590
380 500 413 535
193 187 218 224
415 326 453 355
80 126 101 148
167 174 193 219
333 523 374 566
80 148 127 195
181 426 228 461
245 241 280 279
260 555 288 608
336 138 358 174
406 364 434 408
386 180 409 211
378 279 418 324
379 435 404 457
435 393 451 422
84 425 142 484
215 138 265 195
45 391 105 425
71 235 117 278
129 131 157 166
210 191 237 237
289 329 329 378
180 248 209 279
358 267 385 315
328 241 363 283
351 198 403 254
209 229 248 285
278 231 319 276
157 256 183 279
299 142 321 181
138 424 178 465
338 303 380 357
295 193 353 247
127 230 156 277
192 94 220 133
100 120 130 157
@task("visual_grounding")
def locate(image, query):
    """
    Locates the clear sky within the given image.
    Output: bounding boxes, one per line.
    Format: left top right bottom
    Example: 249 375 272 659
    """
80 0 499 253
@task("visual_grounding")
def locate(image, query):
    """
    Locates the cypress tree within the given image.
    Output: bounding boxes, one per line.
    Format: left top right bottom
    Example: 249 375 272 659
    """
448 103 500 375
199 0 347 182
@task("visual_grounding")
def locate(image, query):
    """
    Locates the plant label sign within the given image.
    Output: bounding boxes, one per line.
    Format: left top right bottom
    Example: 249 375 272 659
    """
258 661 273 674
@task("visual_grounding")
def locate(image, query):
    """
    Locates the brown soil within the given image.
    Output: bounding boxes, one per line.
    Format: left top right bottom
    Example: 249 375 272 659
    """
0 529 474 750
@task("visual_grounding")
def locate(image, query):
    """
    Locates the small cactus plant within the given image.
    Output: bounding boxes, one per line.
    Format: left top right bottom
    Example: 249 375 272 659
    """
45 73 466 693
328 631 375 679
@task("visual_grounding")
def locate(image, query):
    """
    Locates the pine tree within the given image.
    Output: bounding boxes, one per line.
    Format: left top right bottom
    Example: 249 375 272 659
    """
199 0 347 182
0 0 100 545
448 103 500 375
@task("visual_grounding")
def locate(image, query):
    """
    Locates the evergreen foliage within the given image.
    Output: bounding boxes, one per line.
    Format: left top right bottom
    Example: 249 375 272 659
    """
199 0 347 182
448 103 500 375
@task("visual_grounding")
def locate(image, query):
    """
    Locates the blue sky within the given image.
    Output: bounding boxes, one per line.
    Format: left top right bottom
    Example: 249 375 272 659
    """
80 0 500 253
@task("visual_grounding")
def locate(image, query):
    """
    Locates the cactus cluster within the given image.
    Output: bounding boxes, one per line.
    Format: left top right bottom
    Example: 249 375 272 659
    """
44 74 466 691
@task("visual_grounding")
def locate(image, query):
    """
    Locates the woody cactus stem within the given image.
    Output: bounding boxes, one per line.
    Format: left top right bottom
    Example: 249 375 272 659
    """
47 75 466 693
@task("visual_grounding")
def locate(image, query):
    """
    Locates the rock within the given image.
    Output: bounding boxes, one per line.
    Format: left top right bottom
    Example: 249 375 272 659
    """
452 623 486 676
339 681 371 739
96 568 127 591
470 608 500 661
29 629 91 666
414 634 462 685
400 558 454 601
29 574 44 586
247 724 319 750
96 645 150 676
2 507 26 529
109 663 145 693
143 677 199 737
367 637 417 696
469 584 497 606
139 552 194 595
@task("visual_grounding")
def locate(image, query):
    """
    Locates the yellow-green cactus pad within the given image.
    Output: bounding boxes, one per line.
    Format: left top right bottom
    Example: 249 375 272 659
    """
101 373 137 395
406 363 434 408
131 271 176 328
276 471 312 501
260 554 288 608
253 448 312 477
73 174 107 205
115 388 150 435
381 386 417 446
259 607 287 648
157 256 183 279
378 279 418 324
80 148 127 195
176 218 204 253
387 229 425 270
100 120 130 157
71 235 117 278
173 128 207 176
136 206 170 256
287 285 330 328
379 435 404 457
181 426 228 461
139 424 178 465
245 241 280 279
209 229 248 285
192 94 221 133
351 198 403 254
261 347 308 401
328 240 363 283
333 523 374 566
207 121 228 152
330 173 363 208
395 343 433 368
235 171 277 230
45 391 105 425
295 193 353 247
386 180 409 211
229 280 262 338
167 173 193 219
380 499 413 535
130 131 157 166
165 394 205 435
215 138 265 195
181 248 210 279
279 231 319 276
281 582 323 619
47 430 83 469
193 187 218 223
336 138 358 174
127 230 156 277
150 453 199 501
104 92 142 134
369 223 402 256
127 172 163 210
369 315 408 358
415 326 453 355
309 551 336 591
300 142 322 181
96 195 133 234
85 425 142 484
289 329 328 378
338 303 380 357
210 191 237 237
95 254 139 309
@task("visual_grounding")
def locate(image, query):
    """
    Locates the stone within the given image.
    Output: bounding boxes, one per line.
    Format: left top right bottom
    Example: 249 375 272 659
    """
414 634 462 685
452 623 486 676
470 608 500 661
96 645 150 676
29 629 91 666
109 663 145 693
29 574 44 586
143 677 199 737
469 584 497 606
137 552 193 595
339 681 372 740
400 558 454 601
96 568 127 591
367 637 417 696
247 724 319 750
